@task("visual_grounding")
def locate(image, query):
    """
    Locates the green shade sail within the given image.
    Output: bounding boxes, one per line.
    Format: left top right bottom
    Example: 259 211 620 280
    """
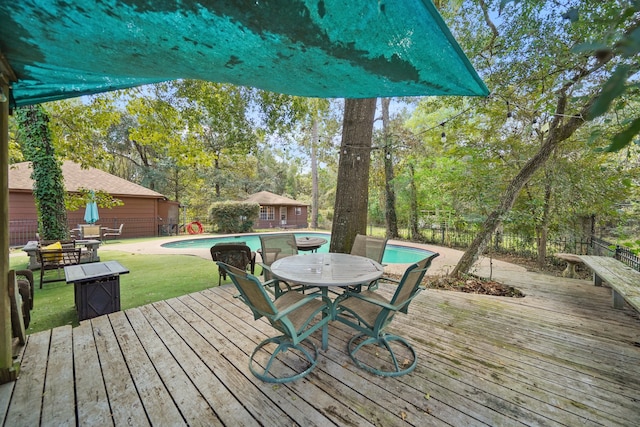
0 0 488 106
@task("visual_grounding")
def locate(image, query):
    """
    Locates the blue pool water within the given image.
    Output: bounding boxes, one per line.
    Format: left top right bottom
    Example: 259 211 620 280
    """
162 232 433 264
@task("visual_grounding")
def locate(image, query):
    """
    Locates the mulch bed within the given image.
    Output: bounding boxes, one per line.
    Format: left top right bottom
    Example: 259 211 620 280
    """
426 275 525 297
385 271 525 297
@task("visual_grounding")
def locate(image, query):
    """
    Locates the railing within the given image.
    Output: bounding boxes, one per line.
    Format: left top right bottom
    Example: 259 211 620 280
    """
590 236 640 271
418 227 640 273
420 228 590 257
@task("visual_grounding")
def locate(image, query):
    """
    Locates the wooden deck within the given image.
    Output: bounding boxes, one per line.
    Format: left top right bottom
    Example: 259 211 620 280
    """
1 268 639 426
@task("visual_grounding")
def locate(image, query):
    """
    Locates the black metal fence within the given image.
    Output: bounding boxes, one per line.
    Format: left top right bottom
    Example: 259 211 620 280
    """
590 237 640 271
420 228 589 257
417 228 640 273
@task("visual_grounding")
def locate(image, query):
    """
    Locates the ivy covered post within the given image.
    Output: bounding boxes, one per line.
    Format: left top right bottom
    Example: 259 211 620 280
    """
15 105 69 241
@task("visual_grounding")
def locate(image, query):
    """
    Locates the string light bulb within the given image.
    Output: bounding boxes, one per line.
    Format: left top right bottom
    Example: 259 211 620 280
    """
440 122 446 143
506 101 513 118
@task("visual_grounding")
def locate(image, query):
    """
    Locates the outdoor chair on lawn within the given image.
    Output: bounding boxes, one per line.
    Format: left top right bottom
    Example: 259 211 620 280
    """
79 224 102 240
217 262 332 383
334 253 439 377
37 243 82 288
258 234 306 295
102 224 124 242
210 243 255 286
348 234 388 292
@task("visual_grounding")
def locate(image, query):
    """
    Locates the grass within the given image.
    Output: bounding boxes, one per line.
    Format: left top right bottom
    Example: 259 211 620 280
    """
9 248 223 335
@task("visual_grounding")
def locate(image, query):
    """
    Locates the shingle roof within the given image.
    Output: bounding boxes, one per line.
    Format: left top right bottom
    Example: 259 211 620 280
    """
9 161 166 198
244 191 307 206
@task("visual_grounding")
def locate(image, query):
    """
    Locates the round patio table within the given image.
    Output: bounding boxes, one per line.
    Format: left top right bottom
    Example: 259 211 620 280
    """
271 253 383 350
295 237 328 252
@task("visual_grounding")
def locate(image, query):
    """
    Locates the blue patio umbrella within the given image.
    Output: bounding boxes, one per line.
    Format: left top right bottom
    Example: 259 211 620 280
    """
84 192 99 224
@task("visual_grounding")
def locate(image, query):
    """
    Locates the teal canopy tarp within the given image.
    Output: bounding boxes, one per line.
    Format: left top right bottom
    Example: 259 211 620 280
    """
0 1 488 106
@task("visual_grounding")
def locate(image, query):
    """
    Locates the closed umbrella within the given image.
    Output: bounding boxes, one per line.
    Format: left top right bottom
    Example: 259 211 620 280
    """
84 191 99 224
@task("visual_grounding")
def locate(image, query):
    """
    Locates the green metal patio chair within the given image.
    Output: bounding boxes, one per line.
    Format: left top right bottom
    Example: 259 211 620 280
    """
334 253 439 377
217 262 332 383
258 234 306 295
348 234 388 292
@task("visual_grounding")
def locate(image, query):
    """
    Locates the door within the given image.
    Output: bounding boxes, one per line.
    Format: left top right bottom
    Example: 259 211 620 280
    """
280 207 287 226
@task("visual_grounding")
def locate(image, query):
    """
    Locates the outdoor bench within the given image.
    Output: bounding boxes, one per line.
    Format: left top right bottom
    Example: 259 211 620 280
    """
577 255 640 311
554 253 584 278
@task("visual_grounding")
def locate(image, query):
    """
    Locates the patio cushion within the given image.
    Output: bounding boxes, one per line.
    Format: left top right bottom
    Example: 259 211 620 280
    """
41 241 62 263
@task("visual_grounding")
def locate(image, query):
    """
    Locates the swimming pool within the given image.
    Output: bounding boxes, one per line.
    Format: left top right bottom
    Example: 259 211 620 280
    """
161 232 434 264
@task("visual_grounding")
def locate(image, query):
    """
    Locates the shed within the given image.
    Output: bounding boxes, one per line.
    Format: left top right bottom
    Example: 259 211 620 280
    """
245 191 308 229
9 161 180 245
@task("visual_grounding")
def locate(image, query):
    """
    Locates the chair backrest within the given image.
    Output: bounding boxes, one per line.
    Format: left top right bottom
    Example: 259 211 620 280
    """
350 234 388 263
40 239 76 248
259 234 298 266
389 253 439 314
80 224 101 239
217 263 278 320
210 244 252 271
37 247 82 268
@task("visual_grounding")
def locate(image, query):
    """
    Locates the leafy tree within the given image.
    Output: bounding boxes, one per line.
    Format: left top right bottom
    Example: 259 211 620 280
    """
443 0 640 276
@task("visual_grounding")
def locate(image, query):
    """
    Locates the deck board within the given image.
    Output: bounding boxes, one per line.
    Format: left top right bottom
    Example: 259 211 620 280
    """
42 326 75 427
3 267 640 426
90 314 150 427
72 322 112 427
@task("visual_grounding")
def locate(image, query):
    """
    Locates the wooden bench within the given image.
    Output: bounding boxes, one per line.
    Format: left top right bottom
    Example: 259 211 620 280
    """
554 253 584 278
577 255 640 311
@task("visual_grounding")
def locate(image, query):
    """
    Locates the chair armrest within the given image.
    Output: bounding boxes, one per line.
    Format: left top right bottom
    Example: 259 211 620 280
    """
336 291 398 311
273 293 331 320
16 269 34 309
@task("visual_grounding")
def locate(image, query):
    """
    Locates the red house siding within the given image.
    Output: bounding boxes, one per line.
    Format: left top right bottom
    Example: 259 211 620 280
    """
8 192 169 246
255 205 308 229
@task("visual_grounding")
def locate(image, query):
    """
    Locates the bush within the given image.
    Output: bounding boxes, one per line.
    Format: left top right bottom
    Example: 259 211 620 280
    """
209 201 259 233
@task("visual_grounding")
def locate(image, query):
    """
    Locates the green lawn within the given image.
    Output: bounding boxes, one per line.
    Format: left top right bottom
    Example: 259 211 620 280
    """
9 249 226 334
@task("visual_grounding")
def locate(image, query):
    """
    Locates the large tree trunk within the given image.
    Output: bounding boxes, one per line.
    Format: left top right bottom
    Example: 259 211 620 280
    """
310 119 319 229
537 173 552 267
330 98 376 254
381 98 399 239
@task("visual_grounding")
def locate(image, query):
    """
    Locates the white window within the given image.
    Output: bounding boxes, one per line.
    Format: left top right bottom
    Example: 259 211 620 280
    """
295 207 302 215
260 206 275 220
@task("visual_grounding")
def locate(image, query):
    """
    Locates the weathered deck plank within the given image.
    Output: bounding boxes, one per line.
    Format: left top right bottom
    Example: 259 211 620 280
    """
139 302 260 427
3 267 640 426
108 310 186 426
4 330 50 426
72 321 113 427
90 314 150 426
125 307 222 427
